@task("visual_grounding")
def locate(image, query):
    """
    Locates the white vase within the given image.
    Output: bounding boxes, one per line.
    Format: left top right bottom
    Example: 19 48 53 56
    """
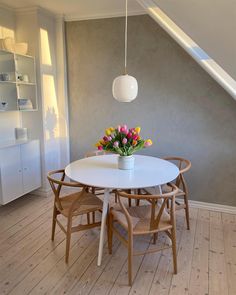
118 155 135 170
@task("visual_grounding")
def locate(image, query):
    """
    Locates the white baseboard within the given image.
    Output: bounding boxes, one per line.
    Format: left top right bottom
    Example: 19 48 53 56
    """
177 198 236 215
29 189 236 214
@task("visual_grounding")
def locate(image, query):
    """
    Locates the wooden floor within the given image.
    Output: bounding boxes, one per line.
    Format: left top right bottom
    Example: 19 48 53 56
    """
0 193 235 295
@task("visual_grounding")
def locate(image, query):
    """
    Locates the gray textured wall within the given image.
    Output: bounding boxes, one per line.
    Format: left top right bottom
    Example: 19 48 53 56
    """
66 15 236 206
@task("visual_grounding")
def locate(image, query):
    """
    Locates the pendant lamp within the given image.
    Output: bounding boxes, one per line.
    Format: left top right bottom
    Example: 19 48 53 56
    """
112 0 138 102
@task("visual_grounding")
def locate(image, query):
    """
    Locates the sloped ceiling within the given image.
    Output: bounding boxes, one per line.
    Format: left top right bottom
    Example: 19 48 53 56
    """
154 0 236 80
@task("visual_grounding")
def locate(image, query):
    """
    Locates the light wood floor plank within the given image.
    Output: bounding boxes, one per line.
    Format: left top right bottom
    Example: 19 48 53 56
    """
0 229 64 294
0 219 54 280
108 235 151 295
0 208 52 253
222 213 236 295
0 197 52 243
0 213 52 263
48 234 101 295
11 231 91 295
209 211 229 295
149 211 186 295
88 236 130 295
128 235 165 295
168 208 198 295
0 195 51 234
188 209 210 295
28 230 98 295
0 194 37 216
0 195 235 295
69 237 121 295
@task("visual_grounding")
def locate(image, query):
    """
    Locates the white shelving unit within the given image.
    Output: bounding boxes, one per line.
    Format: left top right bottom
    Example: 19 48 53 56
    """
0 49 38 111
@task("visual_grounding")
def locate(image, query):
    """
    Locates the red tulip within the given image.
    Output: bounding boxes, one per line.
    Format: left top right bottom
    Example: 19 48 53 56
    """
127 132 132 139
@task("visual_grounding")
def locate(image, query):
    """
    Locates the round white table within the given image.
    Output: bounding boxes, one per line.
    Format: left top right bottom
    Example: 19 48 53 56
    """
65 154 179 266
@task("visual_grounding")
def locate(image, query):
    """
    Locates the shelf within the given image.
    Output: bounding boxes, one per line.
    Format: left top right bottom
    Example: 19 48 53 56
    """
0 49 34 59
19 109 38 112
0 50 14 56
0 80 16 84
0 48 37 112
16 82 36 86
0 81 36 86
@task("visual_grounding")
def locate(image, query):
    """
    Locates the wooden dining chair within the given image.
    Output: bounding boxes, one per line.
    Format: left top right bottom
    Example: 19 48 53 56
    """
143 157 191 229
47 169 103 263
108 183 179 286
163 157 191 230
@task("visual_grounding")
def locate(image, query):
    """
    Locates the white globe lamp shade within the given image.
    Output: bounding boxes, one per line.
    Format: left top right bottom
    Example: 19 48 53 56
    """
112 74 138 102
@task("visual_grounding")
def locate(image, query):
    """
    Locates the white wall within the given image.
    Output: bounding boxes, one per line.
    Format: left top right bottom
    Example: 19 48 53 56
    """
66 15 236 206
155 0 236 80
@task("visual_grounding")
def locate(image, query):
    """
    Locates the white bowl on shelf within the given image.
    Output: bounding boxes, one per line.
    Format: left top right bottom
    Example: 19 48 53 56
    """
0 38 28 55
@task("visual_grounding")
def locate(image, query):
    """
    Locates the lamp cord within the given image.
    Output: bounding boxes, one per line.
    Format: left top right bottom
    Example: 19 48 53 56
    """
124 0 128 75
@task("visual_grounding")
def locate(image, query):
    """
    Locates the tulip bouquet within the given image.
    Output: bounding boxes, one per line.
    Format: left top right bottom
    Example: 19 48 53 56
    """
96 125 152 156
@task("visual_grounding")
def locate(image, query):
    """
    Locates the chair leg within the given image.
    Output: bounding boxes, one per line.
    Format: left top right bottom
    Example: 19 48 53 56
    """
87 213 90 224
153 232 158 244
166 199 170 210
128 198 132 207
136 189 141 206
51 205 57 241
127 189 132 207
108 213 113 254
184 194 190 230
65 217 72 263
128 234 133 286
171 228 177 274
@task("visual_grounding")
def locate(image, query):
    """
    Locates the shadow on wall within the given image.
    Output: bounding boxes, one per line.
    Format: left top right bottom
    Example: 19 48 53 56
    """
45 107 58 139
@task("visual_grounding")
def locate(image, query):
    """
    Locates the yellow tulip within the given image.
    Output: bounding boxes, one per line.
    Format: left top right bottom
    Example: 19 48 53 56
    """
105 128 111 136
135 127 141 134
95 141 101 147
109 127 115 132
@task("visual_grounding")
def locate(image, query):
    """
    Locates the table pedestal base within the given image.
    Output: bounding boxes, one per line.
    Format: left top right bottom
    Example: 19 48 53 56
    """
97 188 110 266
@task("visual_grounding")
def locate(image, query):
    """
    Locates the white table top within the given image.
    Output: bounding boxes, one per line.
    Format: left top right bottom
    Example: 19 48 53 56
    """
65 155 179 190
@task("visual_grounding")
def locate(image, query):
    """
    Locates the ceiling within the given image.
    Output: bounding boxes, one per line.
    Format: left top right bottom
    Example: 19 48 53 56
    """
0 0 145 20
